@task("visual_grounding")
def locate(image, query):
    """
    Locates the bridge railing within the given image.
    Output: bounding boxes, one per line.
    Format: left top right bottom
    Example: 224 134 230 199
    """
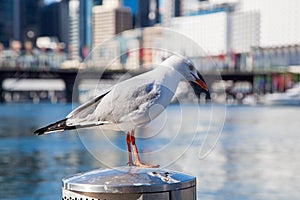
0 49 68 70
1 46 300 73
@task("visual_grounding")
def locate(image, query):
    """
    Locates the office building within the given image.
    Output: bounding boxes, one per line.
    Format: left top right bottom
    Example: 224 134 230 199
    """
123 0 138 27
39 0 69 49
171 11 228 56
181 0 199 15
0 0 40 47
80 0 93 58
0 0 15 46
70 0 95 60
92 5 132 46
238 0 300 47
92 3 132 68
171 2 260 53
136 0 159 27
160 0 182 26
231 11 260 53
69 0 80 60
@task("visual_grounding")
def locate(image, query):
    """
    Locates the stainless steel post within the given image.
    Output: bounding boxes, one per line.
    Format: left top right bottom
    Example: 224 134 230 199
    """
62 166 196 200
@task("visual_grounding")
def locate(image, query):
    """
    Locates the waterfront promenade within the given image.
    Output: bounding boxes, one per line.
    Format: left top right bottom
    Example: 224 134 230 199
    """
1 45 300 103
1 66 299 103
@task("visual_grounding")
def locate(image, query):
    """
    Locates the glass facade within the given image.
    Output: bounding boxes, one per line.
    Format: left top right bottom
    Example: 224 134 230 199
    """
0 0 16 46
0 0 39 46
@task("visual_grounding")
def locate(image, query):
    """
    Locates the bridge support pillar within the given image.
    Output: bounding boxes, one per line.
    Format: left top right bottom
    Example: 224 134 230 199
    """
0 78 4 103
63 77 79 103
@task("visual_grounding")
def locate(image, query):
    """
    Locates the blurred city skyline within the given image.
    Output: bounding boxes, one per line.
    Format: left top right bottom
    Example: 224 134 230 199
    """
0 1 299 52
0 0 300 71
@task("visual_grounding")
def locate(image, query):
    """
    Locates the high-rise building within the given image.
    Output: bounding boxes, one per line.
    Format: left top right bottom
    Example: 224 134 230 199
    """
92 2 132 69
181 0 199 16
69 0 94 60
239 0 300 47
123 0 138 27
171 11 228 56
231 11 260 53
0 0 40 47
102 0 120 8
39 0 69 49
92 4 132 46
69 0 80 60
160 0 182 26
175 0 182 16
80 0 93 58
0 0 15 47
20 0 40 44
170 2 260 55
136 0 159 27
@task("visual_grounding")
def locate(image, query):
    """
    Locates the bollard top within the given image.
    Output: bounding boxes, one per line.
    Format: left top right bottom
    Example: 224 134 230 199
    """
62 166 196 193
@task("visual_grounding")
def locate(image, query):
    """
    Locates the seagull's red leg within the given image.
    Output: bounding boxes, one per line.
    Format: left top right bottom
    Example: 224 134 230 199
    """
130 130 159 168
126 132 133 166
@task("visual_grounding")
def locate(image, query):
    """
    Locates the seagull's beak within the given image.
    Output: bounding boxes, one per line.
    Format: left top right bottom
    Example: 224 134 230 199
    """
193 72 209 92
194 78 209 92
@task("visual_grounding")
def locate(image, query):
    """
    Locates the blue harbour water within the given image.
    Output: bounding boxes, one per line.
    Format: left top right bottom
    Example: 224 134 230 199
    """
0 103 299 200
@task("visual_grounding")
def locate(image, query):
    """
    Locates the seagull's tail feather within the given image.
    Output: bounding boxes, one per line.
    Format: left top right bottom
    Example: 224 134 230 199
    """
34 119 76 135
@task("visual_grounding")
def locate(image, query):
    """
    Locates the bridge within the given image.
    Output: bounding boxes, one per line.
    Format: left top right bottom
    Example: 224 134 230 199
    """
0 68 297 103
0 68 129 103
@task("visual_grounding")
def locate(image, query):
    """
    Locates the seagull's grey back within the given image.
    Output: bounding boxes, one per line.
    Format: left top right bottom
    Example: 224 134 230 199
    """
66 56 186 131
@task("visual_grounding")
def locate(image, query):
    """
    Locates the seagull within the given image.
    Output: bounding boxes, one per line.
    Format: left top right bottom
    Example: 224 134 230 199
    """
34 55 208 168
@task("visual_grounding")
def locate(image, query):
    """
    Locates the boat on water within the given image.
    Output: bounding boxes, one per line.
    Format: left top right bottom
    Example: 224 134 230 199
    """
264 83 300 105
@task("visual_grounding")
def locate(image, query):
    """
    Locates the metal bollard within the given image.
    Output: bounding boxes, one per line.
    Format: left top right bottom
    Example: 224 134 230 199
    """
62 166 196 200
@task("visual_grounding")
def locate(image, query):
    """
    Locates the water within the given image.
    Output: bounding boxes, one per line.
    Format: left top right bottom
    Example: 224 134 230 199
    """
0 103 299 199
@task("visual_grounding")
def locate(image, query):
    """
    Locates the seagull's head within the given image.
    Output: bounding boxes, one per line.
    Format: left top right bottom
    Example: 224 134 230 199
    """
171 56 209 92
183 62 209 92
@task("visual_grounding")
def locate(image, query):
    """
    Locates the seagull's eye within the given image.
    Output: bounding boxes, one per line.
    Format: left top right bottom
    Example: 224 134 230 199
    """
189 65 194 71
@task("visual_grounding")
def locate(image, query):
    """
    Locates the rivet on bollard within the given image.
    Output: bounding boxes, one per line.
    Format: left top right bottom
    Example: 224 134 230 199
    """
62 166 196 200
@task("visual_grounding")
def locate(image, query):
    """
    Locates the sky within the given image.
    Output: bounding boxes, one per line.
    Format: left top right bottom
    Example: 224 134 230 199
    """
44 0 62 6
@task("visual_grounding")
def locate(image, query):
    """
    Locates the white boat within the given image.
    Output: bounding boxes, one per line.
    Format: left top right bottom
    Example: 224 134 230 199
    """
264 83 300 105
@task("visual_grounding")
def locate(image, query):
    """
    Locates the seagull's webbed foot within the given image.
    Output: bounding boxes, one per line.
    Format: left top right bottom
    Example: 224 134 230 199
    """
127 161 159 168
134 161 160 168
127 161 135 166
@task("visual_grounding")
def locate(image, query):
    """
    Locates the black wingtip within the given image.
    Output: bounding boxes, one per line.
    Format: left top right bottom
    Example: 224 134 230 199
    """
34 119 68 136
34 128 46 135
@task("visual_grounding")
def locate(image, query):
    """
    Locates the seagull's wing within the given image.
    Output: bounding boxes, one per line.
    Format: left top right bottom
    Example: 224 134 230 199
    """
67 89 111 120
67 76 163 130
96 78 163 126
34 89 112 135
